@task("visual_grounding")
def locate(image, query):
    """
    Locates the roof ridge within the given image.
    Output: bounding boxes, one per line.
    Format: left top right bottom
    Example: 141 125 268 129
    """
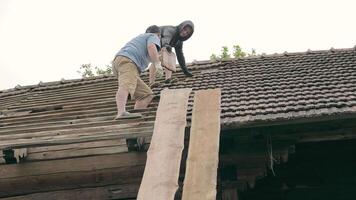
187 46 356 65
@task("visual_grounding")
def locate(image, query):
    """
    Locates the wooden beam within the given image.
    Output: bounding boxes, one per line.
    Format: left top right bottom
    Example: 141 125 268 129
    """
27 145 127 161
182 89 221 200
0 122 152 140
0 152 146 197
1 183 140 200
137 88 192 200
0 124 154 150
27 139 126 153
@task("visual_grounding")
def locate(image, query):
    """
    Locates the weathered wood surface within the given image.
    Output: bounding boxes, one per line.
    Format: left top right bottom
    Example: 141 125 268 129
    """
0 111 156 134
0 122 152 140
27 139 128 161
27 139 126 153
0 152 146 197
0 122 154 150
137 88 192 200
182 89 221 200
1 183 140 200
0 101 158 127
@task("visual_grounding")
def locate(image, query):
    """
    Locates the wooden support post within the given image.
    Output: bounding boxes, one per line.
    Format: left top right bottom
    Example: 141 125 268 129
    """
137 88 192 200
182 89 221 200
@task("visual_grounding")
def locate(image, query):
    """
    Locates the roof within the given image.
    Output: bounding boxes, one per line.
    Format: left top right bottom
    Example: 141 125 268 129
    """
1 47 356 149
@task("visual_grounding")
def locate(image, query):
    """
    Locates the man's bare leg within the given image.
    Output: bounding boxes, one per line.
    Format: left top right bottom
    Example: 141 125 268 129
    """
134 94 154 109
165 68 172 80
116 86 129 116
149 64 156 85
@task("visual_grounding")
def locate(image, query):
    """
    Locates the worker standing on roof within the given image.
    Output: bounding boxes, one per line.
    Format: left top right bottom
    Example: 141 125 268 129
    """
112 25 163 119
146 20 194 87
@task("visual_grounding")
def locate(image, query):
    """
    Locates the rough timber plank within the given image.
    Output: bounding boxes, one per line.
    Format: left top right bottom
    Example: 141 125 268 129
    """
1 183 140 200
27 145 128 161
137 88 192 200
0 153 146 197
182 89 221 200
0 123 154 150
27 139 126 153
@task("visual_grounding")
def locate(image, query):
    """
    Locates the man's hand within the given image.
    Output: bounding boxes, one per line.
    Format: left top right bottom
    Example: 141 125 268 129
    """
165 45 172 53
182 68 193 77
154 61 164 78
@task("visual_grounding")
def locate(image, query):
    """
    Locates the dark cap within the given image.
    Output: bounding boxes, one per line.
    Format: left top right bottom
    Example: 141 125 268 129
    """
145 25 160 34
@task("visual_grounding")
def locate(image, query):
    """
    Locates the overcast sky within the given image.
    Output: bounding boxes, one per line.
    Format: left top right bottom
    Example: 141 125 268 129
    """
1 0 356 90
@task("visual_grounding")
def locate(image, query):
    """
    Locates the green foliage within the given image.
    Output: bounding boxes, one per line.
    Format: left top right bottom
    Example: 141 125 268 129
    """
77 63 94 78
221 46 230 60
233 45 246 58
77 63 113 78
210 44 258 61
210 53 218 61
95 64 113 76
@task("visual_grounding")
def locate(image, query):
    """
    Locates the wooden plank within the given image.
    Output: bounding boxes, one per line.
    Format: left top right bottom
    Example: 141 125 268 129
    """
137 88 192 200
28 139 126 153
0 113 154 134
0 124 142 144
0 124 154 150
182 89 221 200
0 167 144 198
0 152 145 178
0 153 146 197
0 110 156 133
27 145 128 161
1 183 140 200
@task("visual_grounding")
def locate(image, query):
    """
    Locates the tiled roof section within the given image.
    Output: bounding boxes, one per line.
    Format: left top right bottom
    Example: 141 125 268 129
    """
1 48 356 131
171 48 356 127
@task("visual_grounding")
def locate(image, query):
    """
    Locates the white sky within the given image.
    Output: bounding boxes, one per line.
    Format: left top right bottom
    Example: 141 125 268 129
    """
1 0 356 90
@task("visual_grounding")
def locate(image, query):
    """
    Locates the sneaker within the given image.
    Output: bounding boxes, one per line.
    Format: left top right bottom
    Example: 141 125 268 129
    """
149 82 161 88
165 77 179 84
114 111 142 120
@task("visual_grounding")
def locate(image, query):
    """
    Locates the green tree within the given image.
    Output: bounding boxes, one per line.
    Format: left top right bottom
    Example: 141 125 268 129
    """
221 46 231 60
233 45 246 58
77 63 113 78
95 64 112 76
210 45 259 61
77 63 94 78
210 53 219 61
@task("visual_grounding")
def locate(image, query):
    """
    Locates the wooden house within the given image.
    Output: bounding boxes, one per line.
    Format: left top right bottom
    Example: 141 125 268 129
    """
1 48 356 199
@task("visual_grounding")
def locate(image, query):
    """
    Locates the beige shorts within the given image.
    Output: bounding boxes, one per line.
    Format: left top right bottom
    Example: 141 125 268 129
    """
112 56 153 100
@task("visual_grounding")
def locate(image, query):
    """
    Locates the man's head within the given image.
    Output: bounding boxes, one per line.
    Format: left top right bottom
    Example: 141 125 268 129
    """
145 25 161 38
177 20 194 41
180 25 193 38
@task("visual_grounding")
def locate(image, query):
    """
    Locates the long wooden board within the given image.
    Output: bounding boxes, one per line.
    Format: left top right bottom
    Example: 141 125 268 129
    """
27 145 128 161
1 183 140 200
137 88 192 200
0 152 146 197
182 89 221 200
0 123 154 150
